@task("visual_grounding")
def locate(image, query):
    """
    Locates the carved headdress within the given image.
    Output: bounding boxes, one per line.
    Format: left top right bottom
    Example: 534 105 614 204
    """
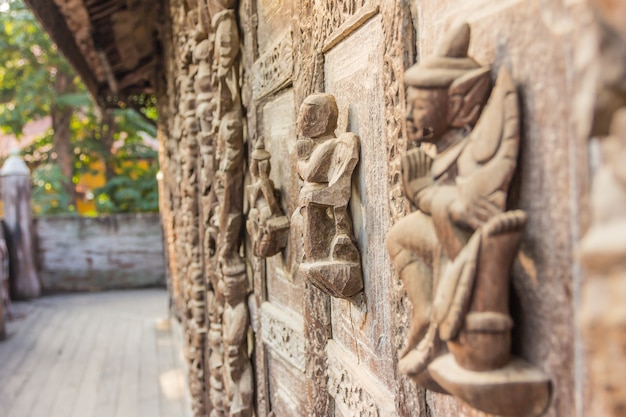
251 137 271 161
405 23 486 88
405 23 492 129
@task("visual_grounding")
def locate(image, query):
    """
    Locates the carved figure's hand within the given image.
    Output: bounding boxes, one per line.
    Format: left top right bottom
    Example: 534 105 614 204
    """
449 196 501 230
296 138 314 160
401 148 433 201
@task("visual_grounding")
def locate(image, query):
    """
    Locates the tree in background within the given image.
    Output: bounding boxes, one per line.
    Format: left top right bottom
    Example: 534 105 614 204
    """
0 0 159 215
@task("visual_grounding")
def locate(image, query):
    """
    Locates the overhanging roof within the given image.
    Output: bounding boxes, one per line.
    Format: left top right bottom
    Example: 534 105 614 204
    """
24 0 162 109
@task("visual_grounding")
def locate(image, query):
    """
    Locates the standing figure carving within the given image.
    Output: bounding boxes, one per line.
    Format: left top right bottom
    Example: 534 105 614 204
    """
222 271 253 417
247 137 290 258
208 3 253 416
386 23 549 416
295 93 363 299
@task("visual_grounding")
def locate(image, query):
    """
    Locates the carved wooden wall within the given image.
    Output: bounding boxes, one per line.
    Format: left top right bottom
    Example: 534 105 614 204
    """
153 1 616 417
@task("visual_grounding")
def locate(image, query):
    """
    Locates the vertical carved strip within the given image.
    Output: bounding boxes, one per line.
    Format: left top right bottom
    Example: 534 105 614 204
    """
210 2 253 416
292 1 333 415
579 3 626 416
378 2 421 416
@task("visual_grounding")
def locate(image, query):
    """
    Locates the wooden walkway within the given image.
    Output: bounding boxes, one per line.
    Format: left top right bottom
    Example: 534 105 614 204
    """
0 289 192 417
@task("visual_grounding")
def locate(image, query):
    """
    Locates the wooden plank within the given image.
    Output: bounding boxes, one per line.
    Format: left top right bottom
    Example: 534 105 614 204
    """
28 311 91 417
138 320 161 417
0 306 46 381
4 308 72 416
0 290 191 417
170 316 194 417
115 315 142 417
48 314 103 417
155 317 188 417
92 319 130 417
69 314 117 417
0 307 50 407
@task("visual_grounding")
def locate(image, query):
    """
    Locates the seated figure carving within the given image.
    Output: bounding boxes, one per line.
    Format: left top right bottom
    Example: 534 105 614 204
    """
386 23 550 416
294 93 363 298
246 137 290 258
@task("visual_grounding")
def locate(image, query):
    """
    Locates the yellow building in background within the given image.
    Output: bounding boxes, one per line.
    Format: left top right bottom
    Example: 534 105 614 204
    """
75 159 107 214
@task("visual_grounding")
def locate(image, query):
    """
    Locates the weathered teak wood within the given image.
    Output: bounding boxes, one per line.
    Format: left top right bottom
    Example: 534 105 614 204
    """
162 2 253 416
0 290 191 417
385 23 550 416
0 153 40 300
23 0 100 99
579 2 626 416
295 93 363 299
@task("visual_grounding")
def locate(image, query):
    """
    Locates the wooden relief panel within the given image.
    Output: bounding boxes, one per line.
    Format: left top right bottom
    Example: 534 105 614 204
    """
262 89 304 314
386 22 550 417
323 13 396 385
256 0 292 52
154 1 595 417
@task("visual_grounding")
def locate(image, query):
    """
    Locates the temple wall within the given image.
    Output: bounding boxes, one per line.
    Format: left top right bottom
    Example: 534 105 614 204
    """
413 2 596 416
154 1 618 416
35 214 166 292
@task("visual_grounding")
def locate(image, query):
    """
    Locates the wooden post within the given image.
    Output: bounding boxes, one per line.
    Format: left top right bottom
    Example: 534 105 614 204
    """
0 151 40 299
0 221 8 339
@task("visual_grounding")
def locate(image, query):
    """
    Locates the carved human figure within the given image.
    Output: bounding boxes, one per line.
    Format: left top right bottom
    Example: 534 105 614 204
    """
213 9 240 117
295 93 363 298
222 268 253 417
216 114 244 263
246 137 289 258
207 289 226 417
386 23 549 416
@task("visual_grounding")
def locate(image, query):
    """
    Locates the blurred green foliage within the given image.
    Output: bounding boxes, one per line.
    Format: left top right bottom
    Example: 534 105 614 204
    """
0 0 160 216
30 163 75 215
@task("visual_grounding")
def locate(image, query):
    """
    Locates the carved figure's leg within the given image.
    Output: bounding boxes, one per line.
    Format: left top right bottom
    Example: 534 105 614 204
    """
386 211 438 355
430 187 472 261
331 205 359 262
303 202 335 261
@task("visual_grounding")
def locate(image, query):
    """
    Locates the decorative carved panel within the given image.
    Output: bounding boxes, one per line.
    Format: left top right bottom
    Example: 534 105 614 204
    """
251 34 293 101
385 22 550 417
261 302 306 372
294 93 363 299
326 340 396 417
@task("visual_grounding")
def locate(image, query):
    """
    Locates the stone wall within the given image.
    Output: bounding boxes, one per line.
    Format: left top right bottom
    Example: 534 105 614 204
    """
35 213 166 292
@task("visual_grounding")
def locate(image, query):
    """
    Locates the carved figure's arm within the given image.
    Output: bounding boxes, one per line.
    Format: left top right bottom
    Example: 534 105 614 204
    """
224 305 248 349
463 90 518 203
401 148 435 213
449 82 519 230
307 134 359 205
259 174 282 215
222 139 243 173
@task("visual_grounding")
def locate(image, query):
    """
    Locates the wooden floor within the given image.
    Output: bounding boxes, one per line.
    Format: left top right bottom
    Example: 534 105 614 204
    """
0 288 192 417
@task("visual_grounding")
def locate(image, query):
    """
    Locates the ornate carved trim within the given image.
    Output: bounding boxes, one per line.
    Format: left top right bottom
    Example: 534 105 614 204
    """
322 4 380 53
326 340 395 417
252 34 293 101
261 302 306 372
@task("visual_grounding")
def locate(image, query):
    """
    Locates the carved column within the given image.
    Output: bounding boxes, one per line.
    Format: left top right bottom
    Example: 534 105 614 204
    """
208 2 253 416
0 151 40 300
579 2 626 416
